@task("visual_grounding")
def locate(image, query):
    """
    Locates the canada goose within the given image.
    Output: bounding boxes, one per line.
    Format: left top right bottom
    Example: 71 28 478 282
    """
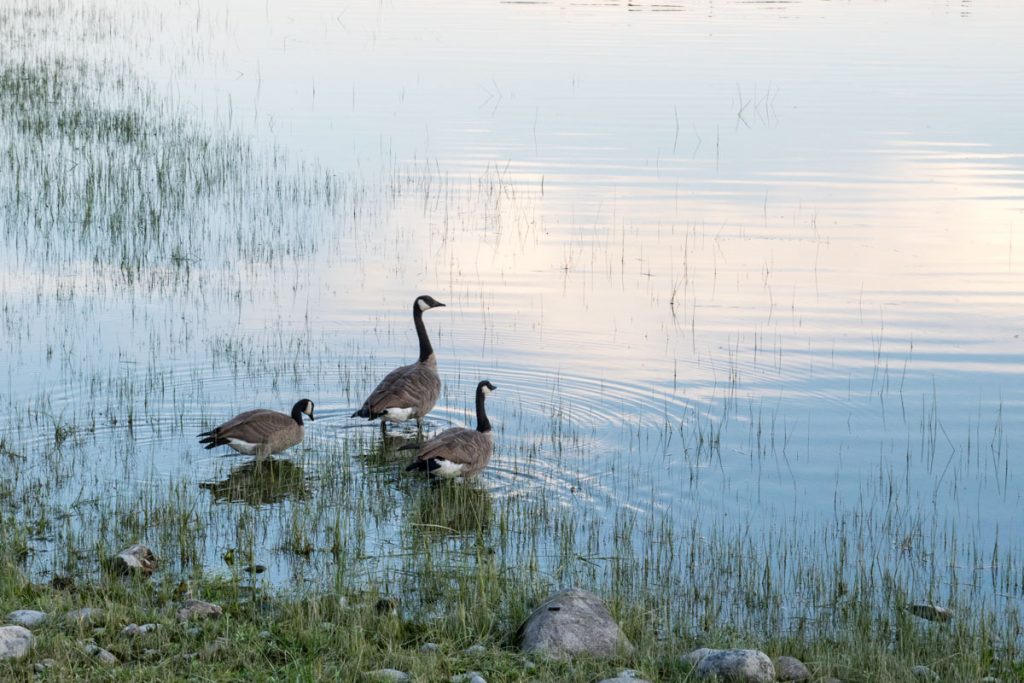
352 295 446 434
405 380 496 479
197 399 315 460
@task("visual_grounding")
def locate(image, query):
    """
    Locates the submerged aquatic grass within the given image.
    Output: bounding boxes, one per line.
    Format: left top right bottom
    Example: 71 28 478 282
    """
0 55 341 285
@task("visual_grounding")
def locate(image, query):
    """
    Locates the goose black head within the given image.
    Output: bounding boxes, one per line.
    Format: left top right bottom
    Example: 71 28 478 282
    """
478 380 497 396
415 295 446 312
293 399 315 421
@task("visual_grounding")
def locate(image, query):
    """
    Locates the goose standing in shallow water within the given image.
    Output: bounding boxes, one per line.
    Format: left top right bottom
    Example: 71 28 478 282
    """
352 295 446 435
197 399 314 460
405 380 496 479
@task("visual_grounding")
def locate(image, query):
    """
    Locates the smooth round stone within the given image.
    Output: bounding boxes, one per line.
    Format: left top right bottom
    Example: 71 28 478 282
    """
6 610 47 629
0 626 34 660
774 655 812 682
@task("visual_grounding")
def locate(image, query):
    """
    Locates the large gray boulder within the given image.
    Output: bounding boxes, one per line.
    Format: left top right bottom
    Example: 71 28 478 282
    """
684 647 775 683
0 625 34 660
516 588 634 659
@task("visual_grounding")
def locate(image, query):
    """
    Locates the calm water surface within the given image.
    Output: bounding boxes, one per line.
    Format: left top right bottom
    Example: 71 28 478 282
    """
1 0 1023 626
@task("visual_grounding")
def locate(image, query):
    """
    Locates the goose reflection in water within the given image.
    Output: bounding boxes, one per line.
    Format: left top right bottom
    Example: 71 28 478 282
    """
199 458 310 506
408 479 493 536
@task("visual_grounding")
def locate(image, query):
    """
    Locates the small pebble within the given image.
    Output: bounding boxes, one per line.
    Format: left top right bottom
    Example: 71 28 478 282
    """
363 669 410 682
911 665 939 681
451 673 486 683
33 658 57 672
419 642 440 653
83 642 118 665
121 623 161 637
462 644 487 655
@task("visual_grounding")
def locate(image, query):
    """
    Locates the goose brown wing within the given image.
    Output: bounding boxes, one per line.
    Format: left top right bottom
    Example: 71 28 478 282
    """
417 428 490 465
215 409 294 441
366 361 441 415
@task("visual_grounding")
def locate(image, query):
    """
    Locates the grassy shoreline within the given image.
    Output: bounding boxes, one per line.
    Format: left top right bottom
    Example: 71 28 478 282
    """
1 507 1021 681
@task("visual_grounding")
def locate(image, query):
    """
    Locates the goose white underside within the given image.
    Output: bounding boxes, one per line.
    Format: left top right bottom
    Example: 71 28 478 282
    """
432 459 465 479
225 438 260 455
380 407 417 423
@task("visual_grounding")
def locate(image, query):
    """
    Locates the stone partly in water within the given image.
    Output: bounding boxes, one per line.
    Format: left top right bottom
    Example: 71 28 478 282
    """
909 604 953 623
107 543 159 576
176 599 223 621
684 647 776 683
516 588 634 660
774 655 811 682
0 625 34 660
5 610 47 629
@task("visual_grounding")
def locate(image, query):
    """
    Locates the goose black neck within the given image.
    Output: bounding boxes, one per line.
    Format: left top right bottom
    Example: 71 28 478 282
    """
290 402 306 425
414 304 434 363
475 389 491 433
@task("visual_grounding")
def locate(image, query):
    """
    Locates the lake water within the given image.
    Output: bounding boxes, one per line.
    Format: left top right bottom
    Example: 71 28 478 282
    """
1 0 1022 634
